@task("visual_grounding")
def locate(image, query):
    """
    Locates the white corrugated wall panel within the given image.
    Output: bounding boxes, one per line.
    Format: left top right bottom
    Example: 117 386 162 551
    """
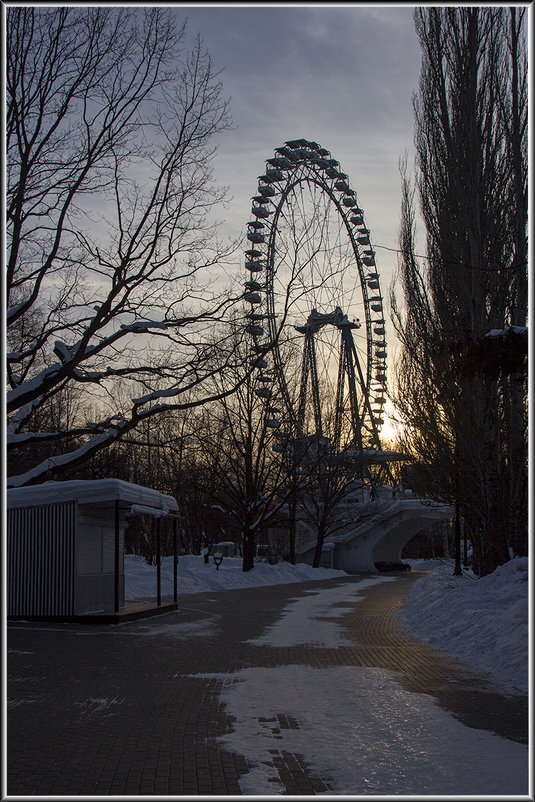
7 502 75 616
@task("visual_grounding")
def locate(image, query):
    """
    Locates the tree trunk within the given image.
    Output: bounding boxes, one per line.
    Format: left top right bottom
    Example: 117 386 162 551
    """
288 493 297 565
312 518 327 568
242 533 255 572
454 503 462 576
442 521 450 559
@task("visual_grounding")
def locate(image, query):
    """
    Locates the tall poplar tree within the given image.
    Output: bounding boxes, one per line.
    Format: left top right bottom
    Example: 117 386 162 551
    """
390 7 528 576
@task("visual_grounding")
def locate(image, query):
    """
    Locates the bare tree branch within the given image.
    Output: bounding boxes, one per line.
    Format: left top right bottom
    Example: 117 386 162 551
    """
6 7 243 485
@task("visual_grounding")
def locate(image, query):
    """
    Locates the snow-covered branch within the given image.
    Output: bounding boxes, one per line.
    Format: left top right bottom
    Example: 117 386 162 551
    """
6 6 242 484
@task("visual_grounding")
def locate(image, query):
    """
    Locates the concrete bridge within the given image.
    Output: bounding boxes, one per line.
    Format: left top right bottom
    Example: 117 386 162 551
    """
295 492 453 572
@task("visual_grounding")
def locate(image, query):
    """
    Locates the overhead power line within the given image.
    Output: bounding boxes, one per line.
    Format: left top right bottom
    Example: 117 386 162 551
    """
374 243 527 272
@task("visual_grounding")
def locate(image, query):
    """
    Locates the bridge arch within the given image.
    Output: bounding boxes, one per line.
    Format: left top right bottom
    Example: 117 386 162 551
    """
296 498 453 572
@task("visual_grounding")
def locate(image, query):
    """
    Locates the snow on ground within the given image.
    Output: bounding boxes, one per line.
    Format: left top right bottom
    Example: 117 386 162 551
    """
247 577 395 648
126 553 528 694
128 554 528 795
196 664 527 796
400 556 529 695
124 553 347 598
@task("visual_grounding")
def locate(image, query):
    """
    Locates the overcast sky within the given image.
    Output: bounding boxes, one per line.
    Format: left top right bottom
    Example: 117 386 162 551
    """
182 6 420 301
184 5 420 233
175 4 423 431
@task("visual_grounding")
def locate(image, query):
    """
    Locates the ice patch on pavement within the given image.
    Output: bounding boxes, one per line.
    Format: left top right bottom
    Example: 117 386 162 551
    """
74 696 126 716
137 618 217 639
192 664 528 796
7 699 37 708
248 577 395 648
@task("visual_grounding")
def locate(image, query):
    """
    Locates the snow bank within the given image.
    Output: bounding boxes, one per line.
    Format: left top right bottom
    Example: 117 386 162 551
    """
400 557 528 695
125 554 347 599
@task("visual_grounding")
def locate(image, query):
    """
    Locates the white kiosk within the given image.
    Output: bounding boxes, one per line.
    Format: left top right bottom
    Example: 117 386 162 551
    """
7 479 178 619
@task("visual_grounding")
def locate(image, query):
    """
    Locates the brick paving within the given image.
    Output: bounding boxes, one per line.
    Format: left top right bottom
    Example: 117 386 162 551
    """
7 571 528 796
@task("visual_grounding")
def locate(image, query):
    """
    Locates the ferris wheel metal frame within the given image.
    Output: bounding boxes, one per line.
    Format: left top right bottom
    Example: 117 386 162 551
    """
244 138 387 463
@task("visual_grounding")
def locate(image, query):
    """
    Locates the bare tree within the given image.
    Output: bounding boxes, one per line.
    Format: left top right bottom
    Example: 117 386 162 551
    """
6 6 239 487
296 437 350 568
191 325 300 571
390 8 528 576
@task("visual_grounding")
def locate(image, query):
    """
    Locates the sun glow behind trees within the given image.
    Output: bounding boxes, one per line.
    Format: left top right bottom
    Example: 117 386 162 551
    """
378 397 404 446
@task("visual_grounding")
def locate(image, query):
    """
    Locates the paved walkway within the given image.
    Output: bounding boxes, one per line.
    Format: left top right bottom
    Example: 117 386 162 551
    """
7 571 528 796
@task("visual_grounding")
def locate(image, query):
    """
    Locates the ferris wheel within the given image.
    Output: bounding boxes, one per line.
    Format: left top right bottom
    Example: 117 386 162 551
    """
244 139 387 460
